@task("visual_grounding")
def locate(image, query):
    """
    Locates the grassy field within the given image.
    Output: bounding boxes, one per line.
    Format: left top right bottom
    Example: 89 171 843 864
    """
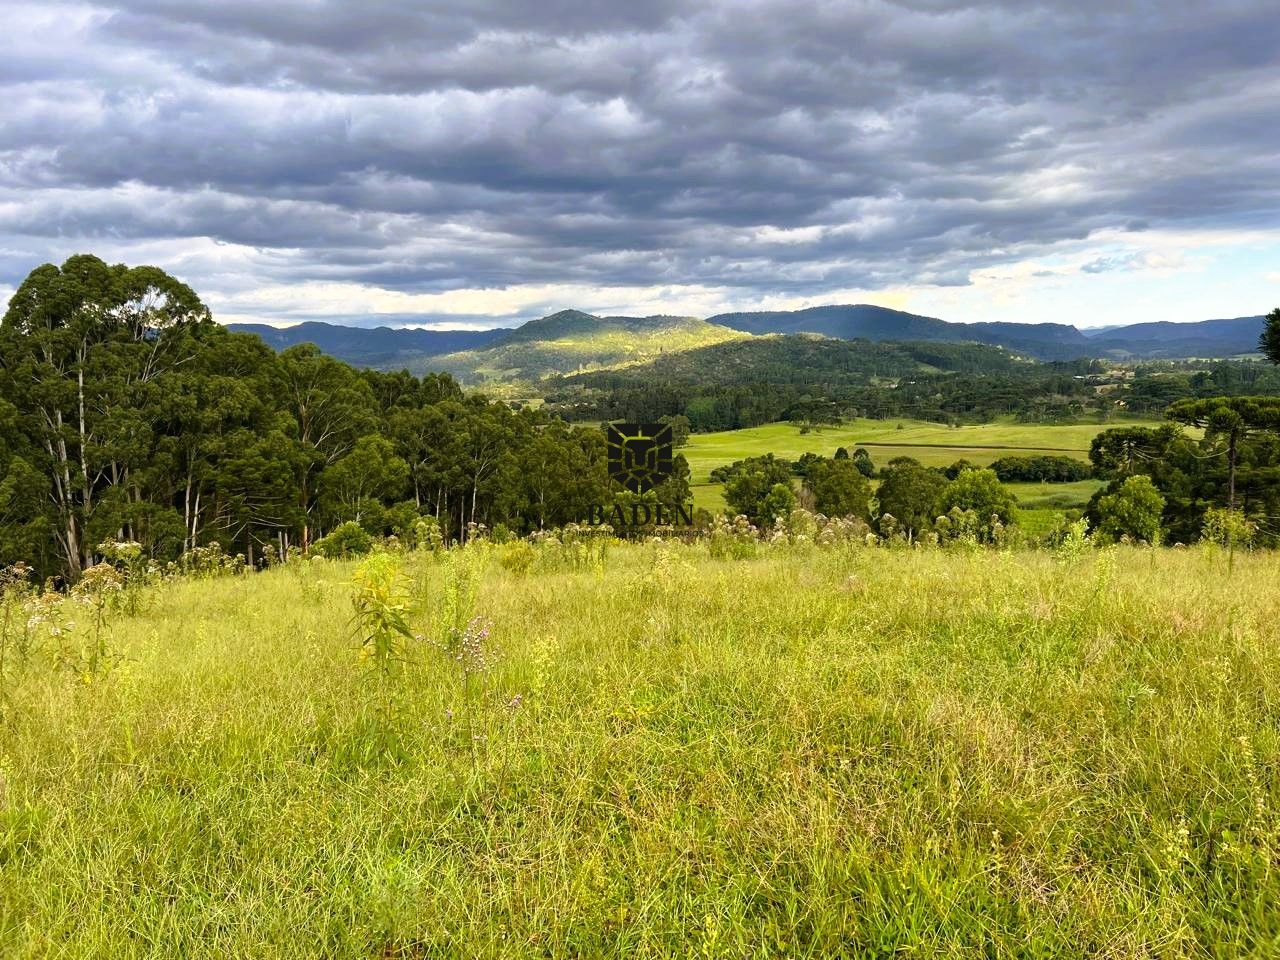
3 541 1280 956
683 418 1163 485
1005 479 1106 511
684 418 1142 513
695 479 1105 518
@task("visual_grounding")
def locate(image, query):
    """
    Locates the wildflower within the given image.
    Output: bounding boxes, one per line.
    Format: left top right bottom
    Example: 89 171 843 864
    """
73 563 124 604
454 616 494 678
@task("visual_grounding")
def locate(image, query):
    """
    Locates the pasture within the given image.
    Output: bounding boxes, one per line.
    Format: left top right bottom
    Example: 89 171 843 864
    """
683 418 1149 513
2 540 1278 956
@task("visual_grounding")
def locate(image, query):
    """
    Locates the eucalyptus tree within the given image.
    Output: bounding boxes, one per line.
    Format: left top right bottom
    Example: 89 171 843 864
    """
274 344 379 546
0 255 210 577
448 396 516 537
316 434 410 533
387 403 458 514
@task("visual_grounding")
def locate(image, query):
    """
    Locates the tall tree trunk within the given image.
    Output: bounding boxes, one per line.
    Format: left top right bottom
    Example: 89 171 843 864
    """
184 472 194 552
50 411 82 579
300 472 311 549
471 479 479 539
77 364 93 570
1228 428 1239 512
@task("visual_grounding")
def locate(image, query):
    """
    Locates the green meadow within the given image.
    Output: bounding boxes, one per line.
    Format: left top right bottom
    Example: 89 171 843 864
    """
2 540 1279 957
1005 479 1108 511
684 418 1152 513
682 418 1160 484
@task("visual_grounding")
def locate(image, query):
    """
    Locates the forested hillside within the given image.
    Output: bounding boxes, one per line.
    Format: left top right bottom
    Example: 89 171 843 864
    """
708 304 1267 360
414 309 746 382
544 335 1103 429
563 334 1033 385
545 332 1280 431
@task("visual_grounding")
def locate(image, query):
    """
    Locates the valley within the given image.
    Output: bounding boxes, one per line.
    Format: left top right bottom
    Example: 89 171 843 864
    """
229 304 1269 385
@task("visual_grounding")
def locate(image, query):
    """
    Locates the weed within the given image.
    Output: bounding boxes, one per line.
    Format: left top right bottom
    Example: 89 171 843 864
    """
351 552 415 678
0 562 33 699
68 563 124 682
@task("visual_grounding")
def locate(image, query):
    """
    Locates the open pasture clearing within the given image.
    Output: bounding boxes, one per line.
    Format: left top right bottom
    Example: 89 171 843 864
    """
683 418 1145 512
1004 479 1106 511
681 417 1163 485
2 542 1279 956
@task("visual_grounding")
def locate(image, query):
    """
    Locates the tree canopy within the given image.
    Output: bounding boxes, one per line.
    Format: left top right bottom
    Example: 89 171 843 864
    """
0 257 676 580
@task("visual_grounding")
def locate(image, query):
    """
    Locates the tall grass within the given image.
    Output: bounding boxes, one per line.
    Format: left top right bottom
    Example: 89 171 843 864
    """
1 541 1278 957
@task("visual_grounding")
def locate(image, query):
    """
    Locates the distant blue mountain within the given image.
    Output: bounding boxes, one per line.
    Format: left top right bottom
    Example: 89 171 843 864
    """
1084 316 1266 358
226 321 509 367
706 305 1265 360
227 307 1269 375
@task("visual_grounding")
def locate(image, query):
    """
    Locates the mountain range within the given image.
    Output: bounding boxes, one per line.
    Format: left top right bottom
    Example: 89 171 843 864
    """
706 306 1265 361
227 305 1267 381
227 321 507 369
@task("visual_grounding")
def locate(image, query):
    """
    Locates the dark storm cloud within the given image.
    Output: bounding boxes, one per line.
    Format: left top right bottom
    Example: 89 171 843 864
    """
1 0 1278 324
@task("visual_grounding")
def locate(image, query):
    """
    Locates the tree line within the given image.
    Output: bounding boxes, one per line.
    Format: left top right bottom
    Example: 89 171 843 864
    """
0 256 689 581
4 255 1279 579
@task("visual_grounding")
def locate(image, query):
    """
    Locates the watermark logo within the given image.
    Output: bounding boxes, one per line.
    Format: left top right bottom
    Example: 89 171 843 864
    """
606 422 674 494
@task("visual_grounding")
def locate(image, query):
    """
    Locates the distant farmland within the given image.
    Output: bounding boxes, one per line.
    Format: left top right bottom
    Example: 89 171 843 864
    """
684 417 1161 513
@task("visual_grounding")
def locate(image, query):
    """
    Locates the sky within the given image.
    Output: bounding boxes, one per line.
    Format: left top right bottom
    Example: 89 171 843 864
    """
1 0 1278 331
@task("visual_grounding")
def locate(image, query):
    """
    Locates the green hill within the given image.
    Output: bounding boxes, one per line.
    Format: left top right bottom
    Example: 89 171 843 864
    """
557 334 1032 391
422 309 749 383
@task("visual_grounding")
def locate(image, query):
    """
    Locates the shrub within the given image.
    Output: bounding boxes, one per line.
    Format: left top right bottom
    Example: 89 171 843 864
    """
990 455 1093 483
313 522 375 559
723 456 796 525
1055 517 1093 563
935 469 1017 541
414 517 445 553
496 540 536 576
712 453 793 485
760 482 798 528
1093 475 1165 545
1201 507 1255 549
384 501 424 545
176 542 245 578
0 562 34 680
852 447 876 478
350 552 414 678
707 515 758 560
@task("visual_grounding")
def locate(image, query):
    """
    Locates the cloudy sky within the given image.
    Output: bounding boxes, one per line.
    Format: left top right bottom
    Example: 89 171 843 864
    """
1 1 1278 330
